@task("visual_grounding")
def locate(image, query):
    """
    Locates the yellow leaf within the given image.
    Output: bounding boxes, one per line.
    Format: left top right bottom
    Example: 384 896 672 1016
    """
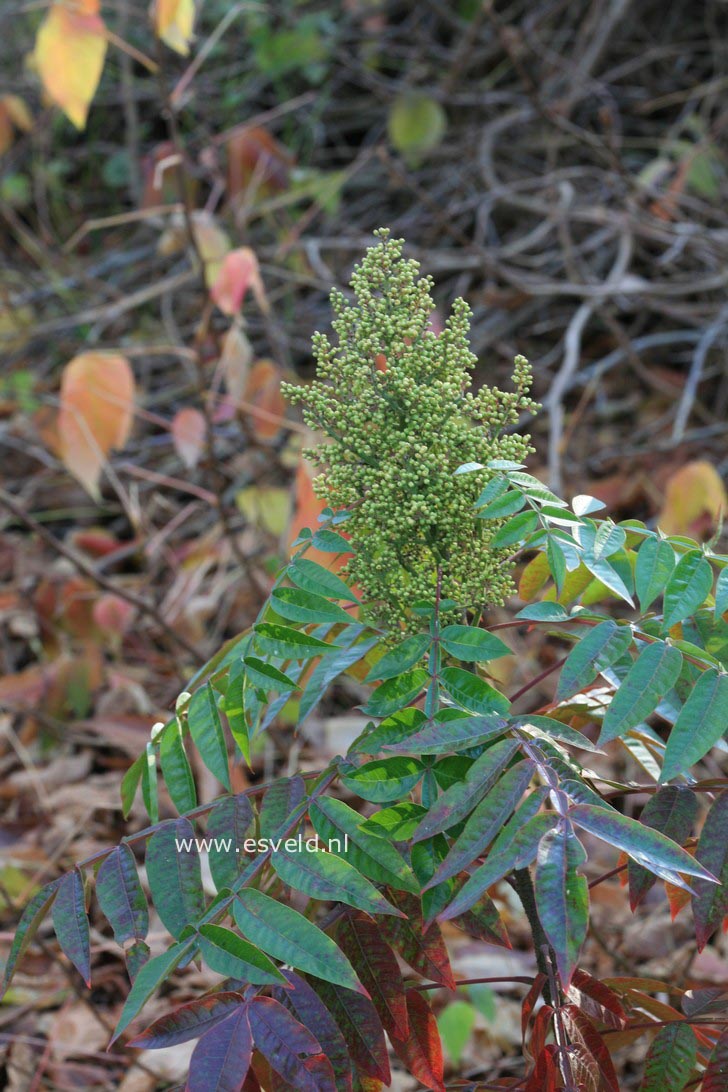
57 352 135 498
0 95 33 155
154 0 195 55
33 3 107 130
657 460 727 538
236 486 290 537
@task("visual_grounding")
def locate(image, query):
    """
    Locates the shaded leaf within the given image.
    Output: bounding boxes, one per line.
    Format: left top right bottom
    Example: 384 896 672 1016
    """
379 891 455 989
439 814 558 921
274 970 353 1092
146 819 206 939
248 996 329 1092
562 1005 619 1092
412 738 521 841
259 775 306 838
635 538 676 612
96 843 148 946
111 938 195 1043
660 669 728 782
188 683 231 791
159 718 197 814
555 620 633 701
306 978 390 1084
310 797 419 893
599 642 683 743
569 803 715 887
389 990 445 1092
628 787 698 909
188 1005 253 1092
424 760 533 887
128 993 246 1048
363 669 429 718
703 1027 728 1091
52 870 90 985
299 640 377 723
210 247 266 316
662 551 713 631
206 794 255 892
638 1022 696 1092
1 879 58 996
535 826 588 987
335 910 409 1039
692 792 728 950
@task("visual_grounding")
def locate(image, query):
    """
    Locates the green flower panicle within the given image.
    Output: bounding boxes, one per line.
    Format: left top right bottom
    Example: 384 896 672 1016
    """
282 230 539 627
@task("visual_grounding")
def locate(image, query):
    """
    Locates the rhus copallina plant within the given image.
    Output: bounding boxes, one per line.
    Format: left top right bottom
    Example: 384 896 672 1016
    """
4 235 728 1092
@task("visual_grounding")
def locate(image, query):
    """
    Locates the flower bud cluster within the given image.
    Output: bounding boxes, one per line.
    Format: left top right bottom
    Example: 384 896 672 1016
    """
282 230 539 626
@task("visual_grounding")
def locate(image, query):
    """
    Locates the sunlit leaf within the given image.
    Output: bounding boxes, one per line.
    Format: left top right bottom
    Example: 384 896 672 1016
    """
96 844 148 946
660 669 728 781
146 819 206 939
599 642 683 744
111 938 195 1043
309 797 419 893
154 0 195 55
662 551 713 630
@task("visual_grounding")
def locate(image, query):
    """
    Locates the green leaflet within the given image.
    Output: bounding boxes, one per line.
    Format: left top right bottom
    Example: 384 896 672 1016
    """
438 626 510 662
476 489 525 519
111 938 195 1044
555 619 633 701
339 756 425 803
271 845 402 917
381 712 509 755
159 719 197 814
412 737 521 842
628 787 698 911
365 634 431 682
253 622 331 660
121 753 144 819
146 819 206 939
299 639 377 722
1 879 59 995
187 683 231 791
310 796 419 892
288 557 359 601
349 708 427 755
490 509 539 548
197 924 285 984
439 813 557 921
363 668 429 717
206 794 255 892
715 567 728 621
600 642 683 743
635 537 676 612
569 803 715 888
243 656 298 692
96 843 148 946
423 761 534 888
660 668 728 781
359 802 427 841
639 1022 697 1092
534 824 588 987
271 586 353 625
233 889 363 993
440 667 510 715
662 551 713 631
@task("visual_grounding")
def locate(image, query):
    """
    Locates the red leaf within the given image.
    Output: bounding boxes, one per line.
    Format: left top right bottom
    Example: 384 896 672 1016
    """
562 1004 620 1092
703 1027 728 1091
128 993 245 1048
272 970 353 1092
334 910 409 1039
226 126 293 197
692 792 728 950
528 1004 554 1062
521 973 547 1044
171 407 206 469
247 996 324 1092
210 247 267 316
306 979 390 1085
524 1045 559 1091
566 969 627 1030
389 990 445 1092
379 890 455 989
187 1005 252 1092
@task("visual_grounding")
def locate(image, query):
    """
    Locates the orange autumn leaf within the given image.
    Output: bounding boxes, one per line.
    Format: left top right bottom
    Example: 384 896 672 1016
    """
242 359 287 441
210 247 268 316
287 458 353 577
57 352 135 498
33 3 107 130
171 406 206 469
153 0 195 55
227 126 293 197
657 460 727 538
